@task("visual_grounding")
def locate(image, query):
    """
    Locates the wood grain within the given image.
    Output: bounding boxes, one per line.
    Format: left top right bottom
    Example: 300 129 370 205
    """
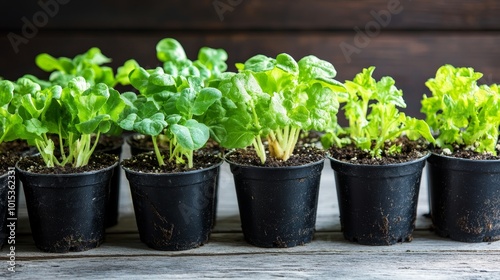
1 0 500 30
3 232 500 279
1 32 499 119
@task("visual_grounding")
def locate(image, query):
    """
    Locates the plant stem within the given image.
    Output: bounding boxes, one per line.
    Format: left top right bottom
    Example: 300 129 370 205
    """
187 150 193 169
252 136 266 164
58 121 67 162
267 125 301 161
152 135 165 166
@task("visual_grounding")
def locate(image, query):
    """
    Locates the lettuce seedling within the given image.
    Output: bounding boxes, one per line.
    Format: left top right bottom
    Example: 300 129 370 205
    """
215 53 346 164
421 64 500 155
322 66 434 158
118 67 222 168
16 77 125 167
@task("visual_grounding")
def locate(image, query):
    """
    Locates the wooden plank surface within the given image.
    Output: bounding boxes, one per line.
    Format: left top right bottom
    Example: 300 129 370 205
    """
3 142 500 279
2 0 500 31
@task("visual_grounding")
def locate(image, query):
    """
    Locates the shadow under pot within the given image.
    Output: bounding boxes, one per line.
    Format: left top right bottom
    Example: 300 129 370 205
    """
427 153 500 243
226 155 325 248
122 157 222 251
329 154 429 246
16 154 118 253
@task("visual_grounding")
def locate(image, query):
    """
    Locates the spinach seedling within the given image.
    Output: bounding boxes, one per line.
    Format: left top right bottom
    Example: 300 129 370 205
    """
119 67 222 168
421 64 500 155
215 53 346 164
322 66 434 158
156 38 228 87
16 77 125 167
33 47 116 87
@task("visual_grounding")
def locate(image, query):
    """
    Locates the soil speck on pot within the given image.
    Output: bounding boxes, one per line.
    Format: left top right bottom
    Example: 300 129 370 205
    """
50 235 102 253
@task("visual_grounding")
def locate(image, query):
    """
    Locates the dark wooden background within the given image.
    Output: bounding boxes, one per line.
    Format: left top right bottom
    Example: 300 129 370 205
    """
1 0 499 119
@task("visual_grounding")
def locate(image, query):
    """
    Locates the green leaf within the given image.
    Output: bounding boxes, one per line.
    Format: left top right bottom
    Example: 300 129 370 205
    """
171 120 209 150
339 66 433 157
116 59 140 85
197 47 228 74
133 113 167 136
176 88 196 117
298 55 337 81
275 53 298 74
0 80 14 107
129 67 150 94
24 118 48 135
156 38 187 63
421 64 494 153
192 87 222 115
242 55 276 72
76 115 109 134
118 113 138 131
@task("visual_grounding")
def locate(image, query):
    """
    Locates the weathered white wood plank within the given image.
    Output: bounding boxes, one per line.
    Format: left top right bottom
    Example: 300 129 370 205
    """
9 231 500 259
4 231 500 279
3 231 500 280
4 253 500 280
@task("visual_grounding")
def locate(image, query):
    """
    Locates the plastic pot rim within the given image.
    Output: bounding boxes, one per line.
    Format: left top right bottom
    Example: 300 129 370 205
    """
224 150 326 171
15 154 119 178
327 152 430 169
121 154 223 177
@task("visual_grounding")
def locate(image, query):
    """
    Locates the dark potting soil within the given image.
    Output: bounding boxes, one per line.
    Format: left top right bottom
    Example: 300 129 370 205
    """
0 140 32 173
128 134 169 151
95 134 124 152
121 152 223 173
225 145 326 167
328 137 429 165
431 143 500 160
17 153 118 174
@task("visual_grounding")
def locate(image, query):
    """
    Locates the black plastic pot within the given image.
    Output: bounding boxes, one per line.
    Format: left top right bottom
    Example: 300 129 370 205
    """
0 145 38 248
329 154 428 246
98 135 124 228
16 156 117 253
122 159 222 251
227 157 325 248
126 133 222 229
427 153 500 242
